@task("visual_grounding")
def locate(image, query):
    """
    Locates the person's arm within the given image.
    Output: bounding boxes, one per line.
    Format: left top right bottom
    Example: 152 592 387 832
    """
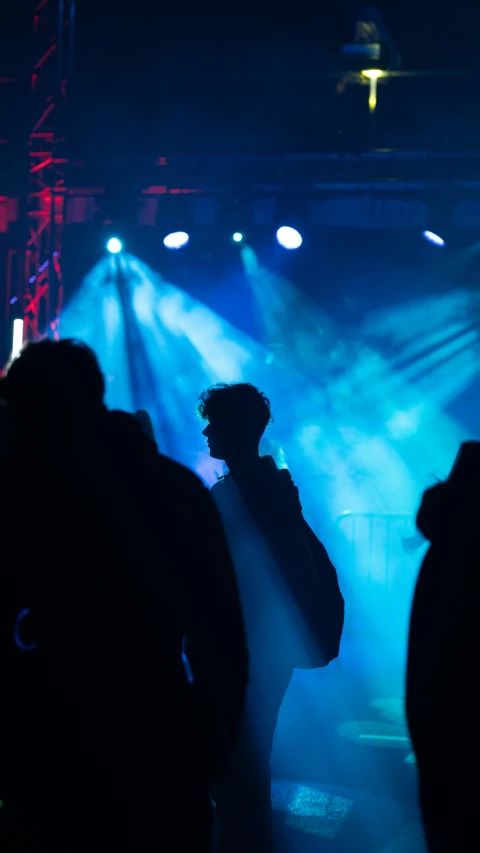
184 483 249 782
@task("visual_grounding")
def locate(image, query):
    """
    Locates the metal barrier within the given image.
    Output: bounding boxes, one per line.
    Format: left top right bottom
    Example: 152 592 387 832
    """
332 511 425 636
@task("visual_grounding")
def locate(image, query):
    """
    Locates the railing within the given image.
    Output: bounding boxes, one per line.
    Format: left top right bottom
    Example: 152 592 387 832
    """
332 511 426 636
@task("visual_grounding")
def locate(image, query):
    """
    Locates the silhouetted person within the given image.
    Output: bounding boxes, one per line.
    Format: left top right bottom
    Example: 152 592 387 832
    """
198 383 343 853
0 340 248 852
135 408 156 443
407 442 480 852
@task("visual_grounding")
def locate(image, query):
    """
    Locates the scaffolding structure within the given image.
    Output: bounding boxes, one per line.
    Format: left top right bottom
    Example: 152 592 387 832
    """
22 0 75 342
2 7 480 352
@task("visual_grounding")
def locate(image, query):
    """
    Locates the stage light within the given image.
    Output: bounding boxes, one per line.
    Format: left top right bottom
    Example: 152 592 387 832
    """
361 69 385 79
276 226 302 250
11 319 24 361
164 231 190 250
361 69 385 113
107 237 123 254
232 231 245 244
422 230 445 247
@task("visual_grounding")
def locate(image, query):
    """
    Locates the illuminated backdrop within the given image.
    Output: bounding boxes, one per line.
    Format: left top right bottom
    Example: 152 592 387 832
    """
61 222 480 637
57 218 480 842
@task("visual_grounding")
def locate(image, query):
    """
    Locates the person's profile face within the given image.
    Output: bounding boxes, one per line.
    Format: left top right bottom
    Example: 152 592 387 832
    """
202 421 228 460
202 412 257 461
202 418 246 461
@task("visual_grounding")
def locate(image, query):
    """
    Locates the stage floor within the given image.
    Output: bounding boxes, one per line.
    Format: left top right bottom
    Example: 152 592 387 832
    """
269 635 426 852
272 779 426 853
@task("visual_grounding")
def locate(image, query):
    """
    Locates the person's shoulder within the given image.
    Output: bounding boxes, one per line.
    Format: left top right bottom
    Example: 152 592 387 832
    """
105 409 207 491
261 456 294 484
158 451 205 489
211 475 226 493
106 410 145 440
277 467 294 484
273 465 301 502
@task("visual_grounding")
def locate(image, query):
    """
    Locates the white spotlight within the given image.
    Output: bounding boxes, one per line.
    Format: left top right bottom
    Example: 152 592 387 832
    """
276 226 302 250
11 319 24 361
422 230 445 247
164 231 190 250
107 237 123 254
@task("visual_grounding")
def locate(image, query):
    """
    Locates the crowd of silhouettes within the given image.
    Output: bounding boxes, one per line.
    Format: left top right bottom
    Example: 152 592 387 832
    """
0 339 249 851
0 336 473 852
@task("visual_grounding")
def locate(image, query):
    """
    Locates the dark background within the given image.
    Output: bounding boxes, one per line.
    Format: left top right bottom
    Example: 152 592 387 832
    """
2 2 480 166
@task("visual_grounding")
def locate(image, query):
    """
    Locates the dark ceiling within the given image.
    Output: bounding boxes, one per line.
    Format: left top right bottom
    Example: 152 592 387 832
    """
3 2 479 78
2 1 480 183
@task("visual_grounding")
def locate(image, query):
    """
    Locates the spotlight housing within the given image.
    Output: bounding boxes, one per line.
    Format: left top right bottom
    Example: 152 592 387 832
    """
164 231 190 250
276 226 303 250
106 237 123 254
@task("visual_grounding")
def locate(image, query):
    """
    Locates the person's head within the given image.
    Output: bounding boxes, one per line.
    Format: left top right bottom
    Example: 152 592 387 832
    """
2 338 106 432
197 382 273 464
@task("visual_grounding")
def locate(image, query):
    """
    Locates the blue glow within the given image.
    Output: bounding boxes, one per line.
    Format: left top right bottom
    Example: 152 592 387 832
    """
58 242 480 853
60 245 480 815
422 230 445 247
276 226 302 250
182 637 194 684
163 231 189 250
272 780 353 838
232 231 245 244
107 237 123 254
14 608 37 652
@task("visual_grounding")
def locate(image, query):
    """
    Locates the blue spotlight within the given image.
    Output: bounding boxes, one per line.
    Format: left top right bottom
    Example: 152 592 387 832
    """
164 231 190 250
107 237 123 254
232 231 245 244
422 230 445 247
276 226 302 250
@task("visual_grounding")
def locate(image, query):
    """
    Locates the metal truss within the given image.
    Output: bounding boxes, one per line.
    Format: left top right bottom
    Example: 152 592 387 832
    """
67 150 480 202
24 0 75 342
143 151 480 195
